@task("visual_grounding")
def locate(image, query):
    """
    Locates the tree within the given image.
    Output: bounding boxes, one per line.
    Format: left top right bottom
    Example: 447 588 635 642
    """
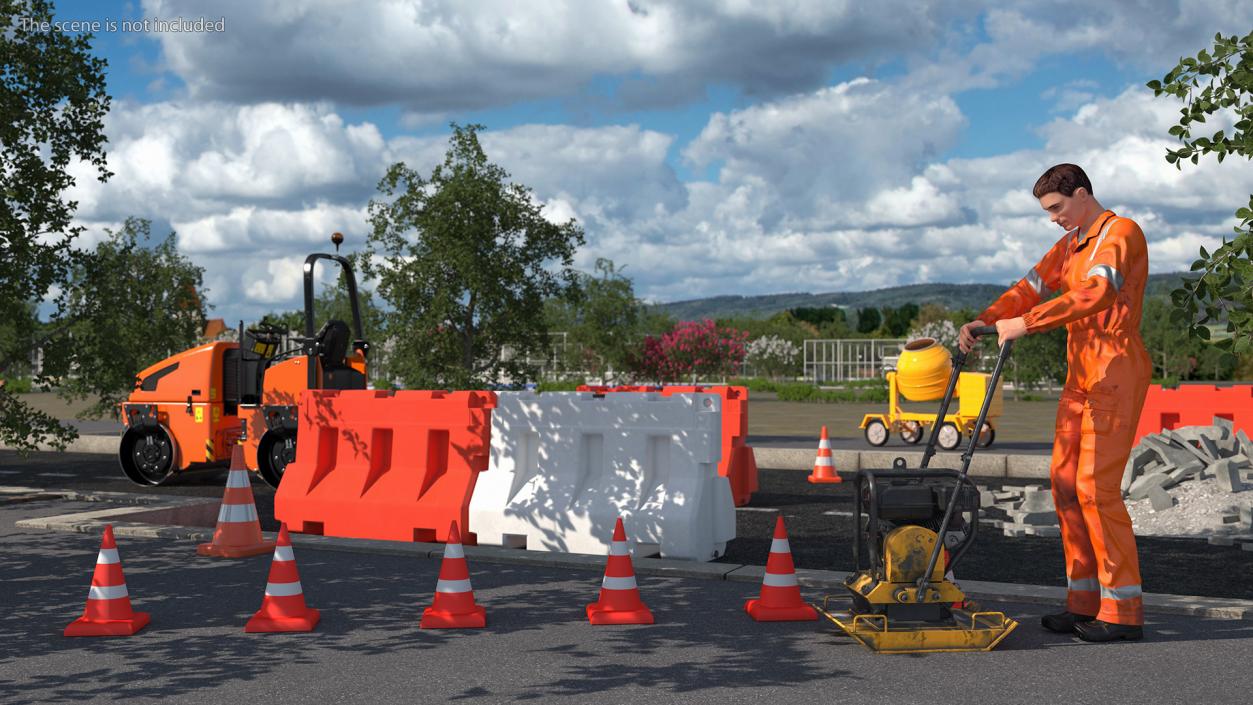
1007 327 1067 392
1 0 112 449
361 123 585 389
632 319 749 384
856 307 881 334
1150 31 1253 358
1140 297 1203 381
36 218 207 419
745 335 800 380
881 303 919 337
547 258 643 383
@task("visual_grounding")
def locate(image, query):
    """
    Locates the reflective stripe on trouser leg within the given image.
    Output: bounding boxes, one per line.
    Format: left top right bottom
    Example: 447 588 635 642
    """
1076 382 1147 626
1051 390 1100 617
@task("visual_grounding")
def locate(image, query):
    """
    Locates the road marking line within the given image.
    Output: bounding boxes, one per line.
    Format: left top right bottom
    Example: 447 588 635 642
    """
37 472 76 478
735 507 780 512
822 510 854 517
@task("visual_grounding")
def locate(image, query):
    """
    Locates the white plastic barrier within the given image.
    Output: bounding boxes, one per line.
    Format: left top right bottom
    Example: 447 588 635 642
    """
468 391 734 561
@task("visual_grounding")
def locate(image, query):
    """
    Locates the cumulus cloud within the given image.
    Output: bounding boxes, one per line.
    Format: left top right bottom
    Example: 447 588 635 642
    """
143 0 959 109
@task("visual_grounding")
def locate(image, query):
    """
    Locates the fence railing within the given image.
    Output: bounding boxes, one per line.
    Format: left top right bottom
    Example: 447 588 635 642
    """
803 338 907 384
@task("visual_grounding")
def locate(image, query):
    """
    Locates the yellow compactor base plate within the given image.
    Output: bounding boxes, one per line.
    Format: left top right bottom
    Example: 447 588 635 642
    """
817 599 1018 654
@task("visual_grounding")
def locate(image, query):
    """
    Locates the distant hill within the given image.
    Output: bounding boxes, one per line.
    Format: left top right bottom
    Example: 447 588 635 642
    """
653 272 1191 321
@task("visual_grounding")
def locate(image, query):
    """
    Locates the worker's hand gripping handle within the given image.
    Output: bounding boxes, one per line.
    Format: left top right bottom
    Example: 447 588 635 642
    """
970 325 997 338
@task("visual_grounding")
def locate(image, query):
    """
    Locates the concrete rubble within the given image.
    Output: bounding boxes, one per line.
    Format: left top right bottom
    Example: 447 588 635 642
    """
976 416 1253 549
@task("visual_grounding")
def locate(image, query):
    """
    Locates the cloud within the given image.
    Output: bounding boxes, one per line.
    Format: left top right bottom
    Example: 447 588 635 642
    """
143 0 961 109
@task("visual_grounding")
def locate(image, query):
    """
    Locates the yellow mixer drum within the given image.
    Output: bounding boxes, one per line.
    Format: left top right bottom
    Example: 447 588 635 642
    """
895 338 956 402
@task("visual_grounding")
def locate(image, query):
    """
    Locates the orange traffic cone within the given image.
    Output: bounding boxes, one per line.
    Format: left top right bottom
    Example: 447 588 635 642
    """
246 523 320 632
586 517 654 625
197 444 275 558
745 515 817 621
420 521 486 629
64 525 151 636
806 425 842 484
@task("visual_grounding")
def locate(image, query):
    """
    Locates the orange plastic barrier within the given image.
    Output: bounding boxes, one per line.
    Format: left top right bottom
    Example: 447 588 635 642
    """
275 389 496 543
1132 383 1252 446
578 385 758 506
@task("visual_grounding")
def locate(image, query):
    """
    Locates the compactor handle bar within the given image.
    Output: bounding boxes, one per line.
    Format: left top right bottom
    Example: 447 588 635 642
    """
915 326 1014 598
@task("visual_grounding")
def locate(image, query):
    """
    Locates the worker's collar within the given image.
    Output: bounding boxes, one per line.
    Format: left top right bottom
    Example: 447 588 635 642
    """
1074 211 1116 247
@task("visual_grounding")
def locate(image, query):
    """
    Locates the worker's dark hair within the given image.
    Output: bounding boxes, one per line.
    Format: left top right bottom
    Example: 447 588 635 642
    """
1033 163 1092 198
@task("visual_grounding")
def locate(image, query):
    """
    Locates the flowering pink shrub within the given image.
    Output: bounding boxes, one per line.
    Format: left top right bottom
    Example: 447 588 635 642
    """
630 319 749 383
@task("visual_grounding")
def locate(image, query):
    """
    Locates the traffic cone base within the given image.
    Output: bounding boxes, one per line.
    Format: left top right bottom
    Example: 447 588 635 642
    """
64 525 151 637
246 608 321 633
196 541 274 558
64 612 151 637
197 446 276 558
807 425 842 484
419 521 486 629
421 604 486 629
587 602 654 625
745 515 818 622
744 599 817 622
586 517 655 625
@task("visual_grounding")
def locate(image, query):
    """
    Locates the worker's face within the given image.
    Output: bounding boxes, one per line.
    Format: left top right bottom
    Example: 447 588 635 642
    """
1038 188 1088 232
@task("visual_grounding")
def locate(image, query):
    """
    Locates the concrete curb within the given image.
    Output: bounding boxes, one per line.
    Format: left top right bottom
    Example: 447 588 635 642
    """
10 487 1249 621
754 446 1051 478
2 434 1054 479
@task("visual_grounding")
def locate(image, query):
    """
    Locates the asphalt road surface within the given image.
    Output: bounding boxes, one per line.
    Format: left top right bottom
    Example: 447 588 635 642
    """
2 450 1251 600
3 499 1251 705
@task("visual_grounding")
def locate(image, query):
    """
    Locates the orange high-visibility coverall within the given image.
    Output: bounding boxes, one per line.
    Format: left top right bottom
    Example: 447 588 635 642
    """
979 210 1151 625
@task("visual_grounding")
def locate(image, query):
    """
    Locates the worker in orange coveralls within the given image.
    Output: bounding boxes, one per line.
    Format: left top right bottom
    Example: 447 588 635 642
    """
959 164 1151 642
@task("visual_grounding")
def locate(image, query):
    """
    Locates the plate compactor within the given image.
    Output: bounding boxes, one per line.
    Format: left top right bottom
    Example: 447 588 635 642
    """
817 326 1019 653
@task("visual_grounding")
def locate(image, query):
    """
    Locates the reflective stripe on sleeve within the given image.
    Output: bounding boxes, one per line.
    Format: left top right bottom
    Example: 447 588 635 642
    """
1101 584 1142 601
1025 268 1053 297
1086 264 1124 291
88 584 129 600
1068 577 1099 592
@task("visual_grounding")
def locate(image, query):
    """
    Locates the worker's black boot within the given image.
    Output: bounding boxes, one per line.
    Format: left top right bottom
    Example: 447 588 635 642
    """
1074 619 1143 642
1040 611 1095 633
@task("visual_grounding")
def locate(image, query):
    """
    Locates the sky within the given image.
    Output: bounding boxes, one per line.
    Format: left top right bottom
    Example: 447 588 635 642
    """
38 0 1253 324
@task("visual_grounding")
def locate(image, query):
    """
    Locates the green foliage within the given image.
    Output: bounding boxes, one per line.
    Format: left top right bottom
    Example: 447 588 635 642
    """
536 379 587 392
788 306 846 328
856 307 881 334
773 380 888 403
546 258 643 383
1151 30 1253 358
0 0 111 450
37 218 207 419
1007 327 1067 391
361 123 584 389
881 303 919 337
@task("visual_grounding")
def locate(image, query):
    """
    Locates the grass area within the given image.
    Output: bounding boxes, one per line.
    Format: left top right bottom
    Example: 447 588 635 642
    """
748 398 1059 442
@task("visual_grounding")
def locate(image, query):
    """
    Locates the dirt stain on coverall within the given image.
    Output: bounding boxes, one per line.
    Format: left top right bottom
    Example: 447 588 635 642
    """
979 210 1152 625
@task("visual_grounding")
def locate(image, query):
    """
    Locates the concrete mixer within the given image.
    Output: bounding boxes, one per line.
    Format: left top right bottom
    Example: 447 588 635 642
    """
858 338 1002 450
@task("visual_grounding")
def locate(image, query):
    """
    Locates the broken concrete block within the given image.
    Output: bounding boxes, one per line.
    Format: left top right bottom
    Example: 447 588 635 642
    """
1128 472 1171 500
1237 430 1253 456
1141 435 1206 469
1002 525 1027 538
1122 445 1163 493
1213 416 1234 434
1208 535 1235 546
1163 429 1219 464
1231 453 1252 469
1222 513 1242 524
1025 525 1061 537
1165 461 1205 487
1241 507 1253 526
1213 459 1246 493
1008 510 1058 526
1147 485 1176 512
1020 490 1055 513
1199 435 1223 461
